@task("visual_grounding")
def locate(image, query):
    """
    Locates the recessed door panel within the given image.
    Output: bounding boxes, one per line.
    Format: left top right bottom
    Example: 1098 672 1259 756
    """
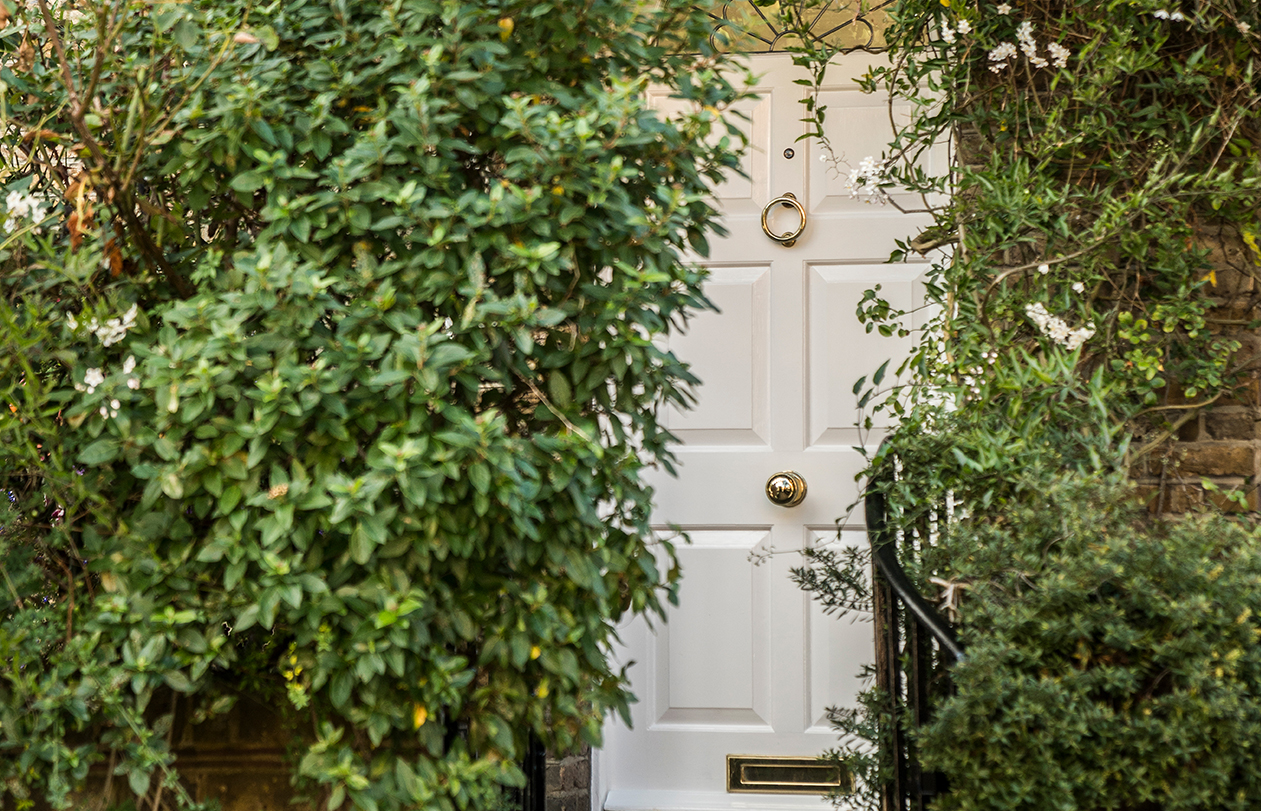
665 266 770 446
806 263 921 446
805 529 874 731
652 530 772 730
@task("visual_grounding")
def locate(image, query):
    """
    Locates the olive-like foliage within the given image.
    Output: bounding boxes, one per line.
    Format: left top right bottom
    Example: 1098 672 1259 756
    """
0 1 746 808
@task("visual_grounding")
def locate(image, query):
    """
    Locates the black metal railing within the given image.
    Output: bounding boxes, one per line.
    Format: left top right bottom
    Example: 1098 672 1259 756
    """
512 734 547 811
865 467 963 811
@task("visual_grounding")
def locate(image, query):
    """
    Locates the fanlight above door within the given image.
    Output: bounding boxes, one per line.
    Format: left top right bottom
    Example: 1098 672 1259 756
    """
703 0 897 54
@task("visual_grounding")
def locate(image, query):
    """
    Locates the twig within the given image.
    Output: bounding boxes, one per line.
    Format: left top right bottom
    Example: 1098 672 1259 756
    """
35 0 194 297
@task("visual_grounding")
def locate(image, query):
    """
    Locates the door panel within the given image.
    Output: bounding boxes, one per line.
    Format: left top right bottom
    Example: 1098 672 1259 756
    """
598 52 933 811
664 266 772 446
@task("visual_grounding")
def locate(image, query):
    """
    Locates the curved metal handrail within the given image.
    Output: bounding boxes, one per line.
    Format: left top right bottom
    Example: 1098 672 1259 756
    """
864 476 965 663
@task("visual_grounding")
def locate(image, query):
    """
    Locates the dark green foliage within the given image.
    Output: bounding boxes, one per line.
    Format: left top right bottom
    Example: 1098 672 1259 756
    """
0 1 745 808
923 476 1261 811
773 1 1261 808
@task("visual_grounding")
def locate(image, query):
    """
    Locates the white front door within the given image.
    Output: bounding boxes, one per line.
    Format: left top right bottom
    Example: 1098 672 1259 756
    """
595 52 933 811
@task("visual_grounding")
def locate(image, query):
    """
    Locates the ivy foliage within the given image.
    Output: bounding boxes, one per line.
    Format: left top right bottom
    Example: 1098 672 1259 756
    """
773 0 1261 808
0 1 745 808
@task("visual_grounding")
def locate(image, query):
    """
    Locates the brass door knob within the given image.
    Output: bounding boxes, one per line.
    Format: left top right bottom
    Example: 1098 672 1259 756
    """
765 471 807 507
760 192 807 247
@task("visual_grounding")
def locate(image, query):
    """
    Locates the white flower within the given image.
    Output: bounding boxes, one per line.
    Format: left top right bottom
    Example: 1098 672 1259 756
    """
88 304 139 347
956 20 972 35
1238 21 1251 33
1017 21 1049 68
1037 263 1050 274
1153 9 1186 21
110 399 121 410
1025 303 1095 350
3 190 49 235
1071 281 1085 293
127 377 141 390
845 156 891 205
122 355 136 374
941 23 957 44
1047 42 1071 68
83 367 105 394
66 313 78 331
989 42 1018 71
995 2 1012 12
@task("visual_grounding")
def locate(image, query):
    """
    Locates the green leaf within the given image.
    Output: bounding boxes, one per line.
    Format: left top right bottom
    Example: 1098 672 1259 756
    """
128 769 151 797
872 359 890 387
548 373 572 407
164 670 193 692
234 604 261 632
350 524 374 565
79 438 120 465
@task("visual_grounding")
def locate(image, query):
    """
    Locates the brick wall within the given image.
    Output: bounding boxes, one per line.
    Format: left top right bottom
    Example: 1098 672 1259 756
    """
1133 231 1261 515
68 701 593 811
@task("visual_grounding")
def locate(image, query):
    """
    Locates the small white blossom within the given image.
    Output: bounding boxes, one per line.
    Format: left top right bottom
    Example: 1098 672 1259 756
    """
956 19 972 35
1037 263 1050 274
1047 42 1071 68
1017 21 1049 68
989 42 1018 71
1153 9 1186 21
1025 303 1095 351
995 2 1012 13
3 190 49 235
127 377 141 390
1238 21 1251 33
88 303 139 347
66 313 78 331
83 367 105 394
122 355 136 374
846 156 891 205
941 23 957 44
1071 281 1085 293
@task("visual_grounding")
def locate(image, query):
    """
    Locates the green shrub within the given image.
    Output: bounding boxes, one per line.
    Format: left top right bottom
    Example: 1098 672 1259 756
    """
922 476 1261 811
0 1 744 809
771 1 1261 805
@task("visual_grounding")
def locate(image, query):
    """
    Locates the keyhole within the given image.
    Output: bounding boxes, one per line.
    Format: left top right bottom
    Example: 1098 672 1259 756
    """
783 147 795 159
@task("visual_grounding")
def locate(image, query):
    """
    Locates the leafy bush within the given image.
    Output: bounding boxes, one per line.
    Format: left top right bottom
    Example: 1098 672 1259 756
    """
0 1 744 808
922 476 1261 811
771 0 1261 808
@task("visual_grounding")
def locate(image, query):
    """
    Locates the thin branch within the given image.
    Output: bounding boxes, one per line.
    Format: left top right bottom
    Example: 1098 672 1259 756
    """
35 0 194 297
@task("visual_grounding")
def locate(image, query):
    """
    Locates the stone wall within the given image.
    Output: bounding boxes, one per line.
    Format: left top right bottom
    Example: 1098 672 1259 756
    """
544 747 591 811
1133 231 1261 515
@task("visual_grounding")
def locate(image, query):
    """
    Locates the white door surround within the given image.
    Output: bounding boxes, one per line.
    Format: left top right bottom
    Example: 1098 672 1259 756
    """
595 51 933 811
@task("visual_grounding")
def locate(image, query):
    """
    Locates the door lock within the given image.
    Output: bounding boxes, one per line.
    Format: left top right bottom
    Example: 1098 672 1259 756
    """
765 471 807 507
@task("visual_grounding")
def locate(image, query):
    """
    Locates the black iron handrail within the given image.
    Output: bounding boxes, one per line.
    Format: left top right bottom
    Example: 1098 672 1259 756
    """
865 487 964 664
865 456 964 811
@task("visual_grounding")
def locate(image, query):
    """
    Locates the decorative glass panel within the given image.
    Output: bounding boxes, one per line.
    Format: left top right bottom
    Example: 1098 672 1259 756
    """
704 0 895 53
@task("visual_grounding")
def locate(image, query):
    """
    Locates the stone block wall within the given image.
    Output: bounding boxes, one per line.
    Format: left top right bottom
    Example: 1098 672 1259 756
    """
1132 234 1261 515
544 747 591 811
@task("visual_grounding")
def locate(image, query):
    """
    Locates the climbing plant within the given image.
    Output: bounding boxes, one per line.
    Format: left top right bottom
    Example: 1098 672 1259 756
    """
0 1 745 809
773 0 1261 808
